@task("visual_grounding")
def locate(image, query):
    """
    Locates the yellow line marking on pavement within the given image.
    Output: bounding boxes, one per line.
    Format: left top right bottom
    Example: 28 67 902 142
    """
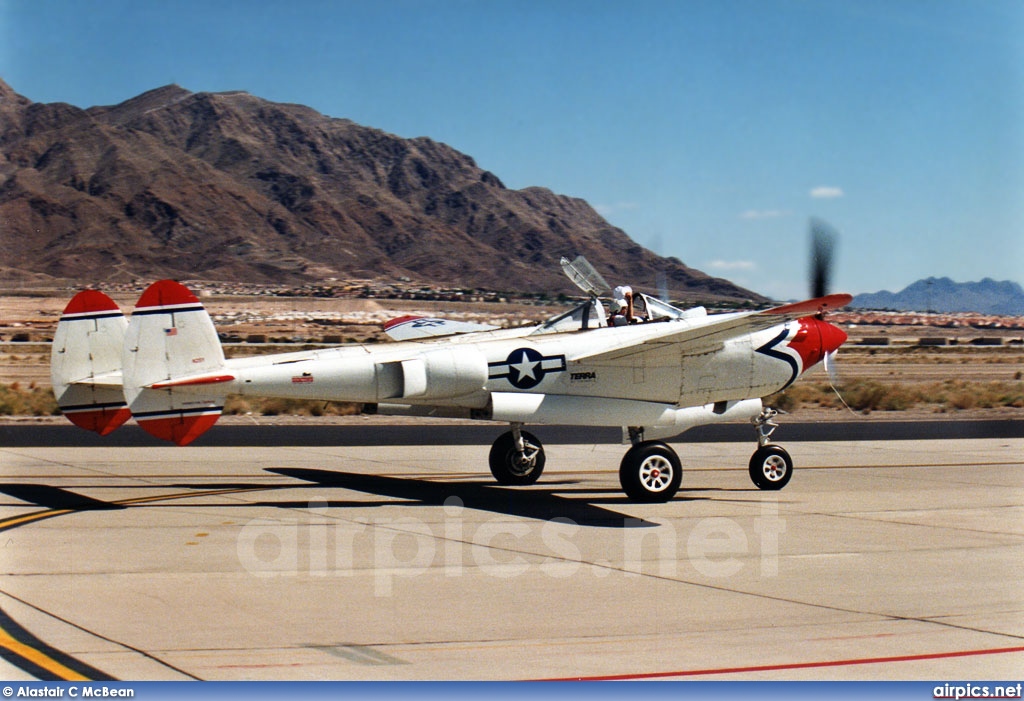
0 623 91 681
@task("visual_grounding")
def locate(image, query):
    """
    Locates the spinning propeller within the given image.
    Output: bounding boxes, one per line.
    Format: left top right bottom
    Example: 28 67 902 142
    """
810 217 836 300
809 218 854 412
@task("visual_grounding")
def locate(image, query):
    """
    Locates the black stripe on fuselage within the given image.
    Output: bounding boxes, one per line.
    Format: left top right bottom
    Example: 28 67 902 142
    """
754 326 799 390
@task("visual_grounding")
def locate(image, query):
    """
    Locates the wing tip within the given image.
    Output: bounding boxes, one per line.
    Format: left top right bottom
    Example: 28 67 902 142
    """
766 293 853 316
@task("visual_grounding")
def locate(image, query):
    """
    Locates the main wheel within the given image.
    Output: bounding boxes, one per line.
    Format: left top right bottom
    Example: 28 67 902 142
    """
489 430 545 485
749 445 793 490
619 441 682 502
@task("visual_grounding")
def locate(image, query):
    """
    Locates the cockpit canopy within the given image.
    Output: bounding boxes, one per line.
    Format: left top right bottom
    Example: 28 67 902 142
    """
532 293 706 335
541 255 706 334
534 298 608 334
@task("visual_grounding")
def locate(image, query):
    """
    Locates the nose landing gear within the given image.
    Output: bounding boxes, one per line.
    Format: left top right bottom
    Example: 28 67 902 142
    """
749 408 793 490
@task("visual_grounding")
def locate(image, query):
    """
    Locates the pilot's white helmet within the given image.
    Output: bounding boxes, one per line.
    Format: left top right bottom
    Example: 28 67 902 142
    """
612 285 633 301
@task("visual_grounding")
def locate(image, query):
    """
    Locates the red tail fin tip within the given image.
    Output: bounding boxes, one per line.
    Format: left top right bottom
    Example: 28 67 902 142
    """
134 279 201 310
136 410 222 446
63 406 132 436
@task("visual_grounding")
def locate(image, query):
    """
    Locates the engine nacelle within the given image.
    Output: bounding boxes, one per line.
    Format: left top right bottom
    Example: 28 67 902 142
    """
390 347 489 400
234 346 488 403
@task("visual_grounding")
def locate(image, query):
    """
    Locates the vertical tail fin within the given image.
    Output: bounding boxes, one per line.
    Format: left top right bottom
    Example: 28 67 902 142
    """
122 280 229 446
51 289 131 435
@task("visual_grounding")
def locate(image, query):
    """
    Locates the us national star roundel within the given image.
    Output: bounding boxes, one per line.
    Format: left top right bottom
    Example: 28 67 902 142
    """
488 347 567 390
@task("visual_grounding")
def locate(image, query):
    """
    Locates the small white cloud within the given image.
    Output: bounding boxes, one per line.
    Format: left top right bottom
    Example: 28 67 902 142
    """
707 259 757 271
810 186 844 199
739 209 788 220
594 201 639 217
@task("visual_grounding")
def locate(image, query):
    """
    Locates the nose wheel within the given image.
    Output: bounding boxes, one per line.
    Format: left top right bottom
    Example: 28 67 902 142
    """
749 407 793 490
749 444 793 490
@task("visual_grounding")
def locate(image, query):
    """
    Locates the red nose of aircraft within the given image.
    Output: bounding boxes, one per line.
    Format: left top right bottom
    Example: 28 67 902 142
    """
816 317 848 355
789 316 848 371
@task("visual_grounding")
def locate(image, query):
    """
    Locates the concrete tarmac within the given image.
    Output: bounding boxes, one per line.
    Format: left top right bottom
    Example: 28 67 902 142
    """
1 432 1022 680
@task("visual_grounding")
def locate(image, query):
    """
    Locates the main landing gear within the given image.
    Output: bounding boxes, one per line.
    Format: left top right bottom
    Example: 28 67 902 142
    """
489 423 546 485
618 436 682 503
488 407 794 502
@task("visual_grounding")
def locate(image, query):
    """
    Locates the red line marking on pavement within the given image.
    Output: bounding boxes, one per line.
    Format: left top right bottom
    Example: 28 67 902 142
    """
216 663 308 669
536 645 1024 681
809 632 899 642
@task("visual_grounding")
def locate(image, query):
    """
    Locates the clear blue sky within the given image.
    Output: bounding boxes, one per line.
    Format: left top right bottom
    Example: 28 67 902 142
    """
2 0 1021 300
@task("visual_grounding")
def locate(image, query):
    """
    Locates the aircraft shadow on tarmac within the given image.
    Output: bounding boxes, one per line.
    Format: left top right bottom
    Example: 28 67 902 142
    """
0 484 126 511
0 474 758 529
265 467 661 528
549 485 779 506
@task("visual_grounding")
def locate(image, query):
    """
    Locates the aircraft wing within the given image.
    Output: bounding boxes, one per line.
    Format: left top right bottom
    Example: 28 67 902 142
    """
573 294 852 363
383 315 499 341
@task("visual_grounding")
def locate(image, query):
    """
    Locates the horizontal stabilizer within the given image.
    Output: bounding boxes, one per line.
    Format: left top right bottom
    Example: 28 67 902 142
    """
51 289 131 435
66 371 125 389
149 373 235 389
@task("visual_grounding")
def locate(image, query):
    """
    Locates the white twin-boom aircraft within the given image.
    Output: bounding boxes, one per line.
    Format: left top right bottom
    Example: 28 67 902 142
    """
51 256 851 502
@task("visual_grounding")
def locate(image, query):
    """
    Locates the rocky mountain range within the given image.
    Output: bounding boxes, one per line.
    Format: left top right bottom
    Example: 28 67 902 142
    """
851 277 1024 316
0 79 763 302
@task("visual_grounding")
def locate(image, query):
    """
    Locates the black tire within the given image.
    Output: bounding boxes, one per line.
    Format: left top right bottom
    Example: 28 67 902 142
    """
488 430 545 485
619 441 682 502
749 445 793 490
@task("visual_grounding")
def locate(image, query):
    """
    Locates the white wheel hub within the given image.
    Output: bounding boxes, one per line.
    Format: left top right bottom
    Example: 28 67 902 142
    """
639 455 674 492
761 454 788 481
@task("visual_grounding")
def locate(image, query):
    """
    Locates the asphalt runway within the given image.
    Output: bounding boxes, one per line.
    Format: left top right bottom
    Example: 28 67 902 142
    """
3 417 1024 447
0 425 1022 680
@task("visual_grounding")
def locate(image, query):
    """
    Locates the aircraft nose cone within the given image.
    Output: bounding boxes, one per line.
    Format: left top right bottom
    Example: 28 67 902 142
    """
819 318 847 354
789 317 849 372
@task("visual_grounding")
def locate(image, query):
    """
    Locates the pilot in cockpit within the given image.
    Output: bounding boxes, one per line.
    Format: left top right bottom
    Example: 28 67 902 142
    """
611 285 645 325
609 298 629 326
